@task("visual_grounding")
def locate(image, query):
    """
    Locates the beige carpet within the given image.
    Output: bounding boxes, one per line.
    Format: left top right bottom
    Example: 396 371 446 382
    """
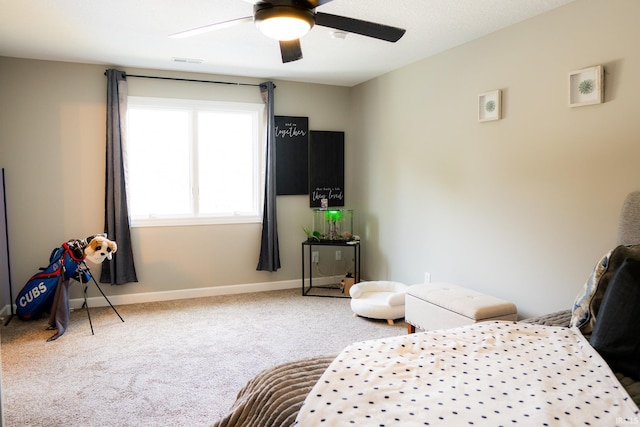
1 288 405 427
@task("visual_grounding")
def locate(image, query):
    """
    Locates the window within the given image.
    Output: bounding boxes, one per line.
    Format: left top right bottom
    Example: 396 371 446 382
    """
126 96 264 227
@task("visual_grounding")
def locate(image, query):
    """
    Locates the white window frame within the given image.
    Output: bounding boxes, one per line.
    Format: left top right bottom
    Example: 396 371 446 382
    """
125 96 265 227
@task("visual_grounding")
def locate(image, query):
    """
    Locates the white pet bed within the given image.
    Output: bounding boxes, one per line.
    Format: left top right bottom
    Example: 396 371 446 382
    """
349 281 409 325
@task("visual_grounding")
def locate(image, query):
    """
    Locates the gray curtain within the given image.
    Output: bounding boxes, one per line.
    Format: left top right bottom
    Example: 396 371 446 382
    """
101 69 138 284
256 81 281 271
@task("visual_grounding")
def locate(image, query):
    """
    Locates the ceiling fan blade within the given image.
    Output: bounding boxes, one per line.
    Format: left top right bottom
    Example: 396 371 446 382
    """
248 0 333 5
309 0 334 6
279 39 303 63
169 16 253 39
315 12 405 42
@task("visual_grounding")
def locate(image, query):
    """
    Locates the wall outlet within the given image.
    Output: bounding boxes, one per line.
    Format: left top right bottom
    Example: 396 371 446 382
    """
335 250 342 260
424 272 431 283
312 251 319 263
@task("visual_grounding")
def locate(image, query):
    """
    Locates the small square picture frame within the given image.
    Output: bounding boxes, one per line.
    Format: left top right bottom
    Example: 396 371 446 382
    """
569 65 603 107
478 90 501 122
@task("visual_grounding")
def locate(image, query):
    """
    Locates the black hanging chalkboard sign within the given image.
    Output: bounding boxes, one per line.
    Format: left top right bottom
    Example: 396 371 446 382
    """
275 116 309 195
309 130 345 207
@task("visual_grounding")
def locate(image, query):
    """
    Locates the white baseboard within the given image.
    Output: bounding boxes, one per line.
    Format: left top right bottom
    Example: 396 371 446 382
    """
0 275 345 317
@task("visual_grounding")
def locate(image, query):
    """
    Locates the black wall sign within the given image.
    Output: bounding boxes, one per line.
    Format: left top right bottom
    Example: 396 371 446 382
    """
309 130 345 207
275 116 309 195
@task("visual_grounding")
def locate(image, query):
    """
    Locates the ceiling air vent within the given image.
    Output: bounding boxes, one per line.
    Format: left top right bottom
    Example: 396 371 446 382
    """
172 57 203 64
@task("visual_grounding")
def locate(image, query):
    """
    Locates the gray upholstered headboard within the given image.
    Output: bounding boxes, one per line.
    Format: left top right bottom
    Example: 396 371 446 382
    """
616 191 640 246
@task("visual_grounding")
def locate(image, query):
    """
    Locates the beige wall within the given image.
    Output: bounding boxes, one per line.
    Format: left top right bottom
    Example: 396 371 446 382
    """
350 0 640 317
0 58 350 305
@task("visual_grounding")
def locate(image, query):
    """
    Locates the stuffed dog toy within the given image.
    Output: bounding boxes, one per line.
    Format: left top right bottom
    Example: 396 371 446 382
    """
83 234 118 264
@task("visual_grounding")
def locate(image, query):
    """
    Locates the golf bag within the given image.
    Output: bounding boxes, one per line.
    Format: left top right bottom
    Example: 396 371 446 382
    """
16 240 89 320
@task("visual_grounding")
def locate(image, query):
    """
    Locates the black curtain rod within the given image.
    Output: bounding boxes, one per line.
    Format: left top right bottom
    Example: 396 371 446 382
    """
104 71 261 87
127 74 261 87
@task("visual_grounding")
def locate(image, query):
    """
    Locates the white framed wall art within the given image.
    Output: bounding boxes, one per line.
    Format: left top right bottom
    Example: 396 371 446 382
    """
478 90 501 122
568 65 603 107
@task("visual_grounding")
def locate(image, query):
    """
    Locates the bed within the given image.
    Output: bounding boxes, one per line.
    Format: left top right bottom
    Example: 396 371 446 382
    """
213 311 639 427
213 193 640 426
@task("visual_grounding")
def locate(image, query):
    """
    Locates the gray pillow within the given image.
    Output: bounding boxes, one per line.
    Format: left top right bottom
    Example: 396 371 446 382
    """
571 244 640 334
589 257 640 380
570 250 611 331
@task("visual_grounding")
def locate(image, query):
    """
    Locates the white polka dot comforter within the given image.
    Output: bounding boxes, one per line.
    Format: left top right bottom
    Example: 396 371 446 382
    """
295 322 639 426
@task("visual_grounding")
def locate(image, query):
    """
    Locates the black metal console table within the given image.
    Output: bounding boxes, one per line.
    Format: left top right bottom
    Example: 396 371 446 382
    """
301 240 360 297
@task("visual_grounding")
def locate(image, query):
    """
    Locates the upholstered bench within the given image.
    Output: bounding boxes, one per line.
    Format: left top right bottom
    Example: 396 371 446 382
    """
405 282 517 333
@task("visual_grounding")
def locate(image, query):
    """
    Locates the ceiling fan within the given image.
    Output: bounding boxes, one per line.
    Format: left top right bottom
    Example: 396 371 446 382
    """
170 0 406 63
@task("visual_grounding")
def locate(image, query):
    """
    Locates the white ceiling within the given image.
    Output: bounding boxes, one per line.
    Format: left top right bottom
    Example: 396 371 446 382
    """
0 0 577 87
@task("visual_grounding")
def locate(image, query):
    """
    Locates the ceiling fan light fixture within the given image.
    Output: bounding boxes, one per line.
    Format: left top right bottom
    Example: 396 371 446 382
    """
254 5 315 41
